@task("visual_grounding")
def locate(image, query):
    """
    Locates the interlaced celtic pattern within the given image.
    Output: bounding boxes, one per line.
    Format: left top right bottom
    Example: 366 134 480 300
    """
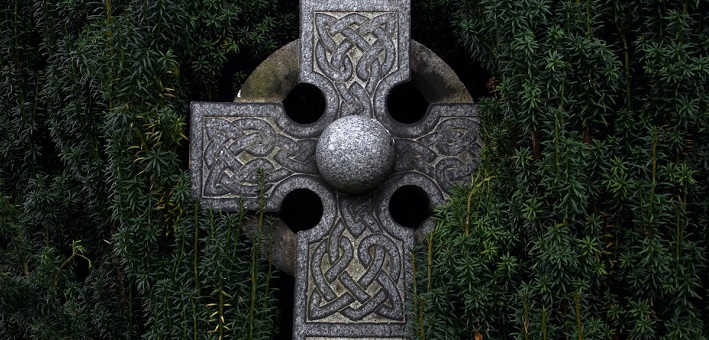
308 196 404 322
395 116 481 194
314 12 397 117
202 117 317 198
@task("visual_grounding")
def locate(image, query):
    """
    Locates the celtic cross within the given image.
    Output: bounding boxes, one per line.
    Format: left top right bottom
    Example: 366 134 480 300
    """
190 0 480 338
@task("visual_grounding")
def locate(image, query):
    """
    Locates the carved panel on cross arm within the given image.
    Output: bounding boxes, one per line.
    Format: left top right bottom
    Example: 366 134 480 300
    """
191 103 320 211
307 194 404 323
394 105 481 195
313 11 398 118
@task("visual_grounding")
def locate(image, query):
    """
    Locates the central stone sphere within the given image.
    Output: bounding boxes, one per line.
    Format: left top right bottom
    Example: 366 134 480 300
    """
316 115 396 195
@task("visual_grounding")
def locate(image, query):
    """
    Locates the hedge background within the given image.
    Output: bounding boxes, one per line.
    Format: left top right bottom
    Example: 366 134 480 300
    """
1 1 297 338
2 0 708 339
412 0 709 339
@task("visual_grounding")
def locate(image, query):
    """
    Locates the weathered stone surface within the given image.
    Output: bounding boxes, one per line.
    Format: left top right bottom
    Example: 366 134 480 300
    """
299 0 410 123
189 0 481 338
236 40 300 103
236 39 472 105
190 102 320 212
409 40 473 104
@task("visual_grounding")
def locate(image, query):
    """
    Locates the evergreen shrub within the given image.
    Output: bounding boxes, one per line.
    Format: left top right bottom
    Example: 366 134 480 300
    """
412 0 709 339
1 1 295 338
3 0 708 339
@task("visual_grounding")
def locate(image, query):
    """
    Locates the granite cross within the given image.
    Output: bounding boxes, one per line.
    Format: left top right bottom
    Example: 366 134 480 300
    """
190 0 480 338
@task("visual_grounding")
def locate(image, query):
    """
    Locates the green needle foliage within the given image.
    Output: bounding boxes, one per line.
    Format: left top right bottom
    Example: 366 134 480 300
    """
412 0 708 339
1 1 295 338
3 0 708 339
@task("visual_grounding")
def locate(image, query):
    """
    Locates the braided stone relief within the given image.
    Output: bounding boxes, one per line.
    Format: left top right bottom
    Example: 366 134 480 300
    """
192 104 319 211
312 11 397 118
308 194 404 322
190 0 480 338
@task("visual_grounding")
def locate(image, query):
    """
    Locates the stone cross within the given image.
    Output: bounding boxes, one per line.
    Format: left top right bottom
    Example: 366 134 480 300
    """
190 0 480 338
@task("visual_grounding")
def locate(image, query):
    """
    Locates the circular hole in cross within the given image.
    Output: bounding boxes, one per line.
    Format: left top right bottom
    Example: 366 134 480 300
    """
279 188 323 232
388 185 432 229
387 82 429 124
283 83 326 124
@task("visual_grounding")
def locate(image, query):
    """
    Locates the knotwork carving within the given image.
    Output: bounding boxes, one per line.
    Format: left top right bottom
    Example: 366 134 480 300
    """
202 117 317 198
308 196 403 322
314 12 397 117
395 115 481 194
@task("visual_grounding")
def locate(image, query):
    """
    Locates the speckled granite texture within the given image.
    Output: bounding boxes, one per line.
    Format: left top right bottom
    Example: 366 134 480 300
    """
316 115 396 194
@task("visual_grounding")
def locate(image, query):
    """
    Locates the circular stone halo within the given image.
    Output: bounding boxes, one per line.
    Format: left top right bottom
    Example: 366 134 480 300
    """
316 115 396 195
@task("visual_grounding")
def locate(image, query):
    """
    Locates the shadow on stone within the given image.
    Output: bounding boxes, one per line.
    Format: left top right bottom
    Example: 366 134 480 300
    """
280 188 323 232
389 185 432 229
271 274 295 339
283 83 326 124
273 188 324 339
387 82 430 124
